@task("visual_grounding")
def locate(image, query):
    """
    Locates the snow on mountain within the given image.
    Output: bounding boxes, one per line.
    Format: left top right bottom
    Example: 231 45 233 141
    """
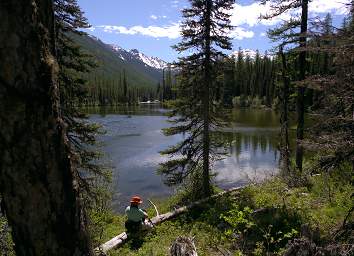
109 44 127 61
129 49 167 70
230 49 275 60
88 34 100 41
108 44 167 70
230 49 262 59
111 45 123 52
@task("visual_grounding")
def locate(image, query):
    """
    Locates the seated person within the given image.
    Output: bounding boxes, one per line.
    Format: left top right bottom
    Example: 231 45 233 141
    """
125 196 151 233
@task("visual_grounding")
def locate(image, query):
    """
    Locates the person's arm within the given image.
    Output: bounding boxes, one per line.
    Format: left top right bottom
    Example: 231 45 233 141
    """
139 209 148 219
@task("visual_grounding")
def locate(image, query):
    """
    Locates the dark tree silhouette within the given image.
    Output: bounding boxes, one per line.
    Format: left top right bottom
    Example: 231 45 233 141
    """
160 0 234 197
0 1 93 255
260 0 309 172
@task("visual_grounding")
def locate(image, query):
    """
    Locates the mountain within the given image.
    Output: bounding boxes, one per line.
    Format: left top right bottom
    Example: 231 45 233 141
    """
230 49 274 60
110 46 167 70
230 49 262 59
129 49 167 70
106 43 168 83
71 33 167 88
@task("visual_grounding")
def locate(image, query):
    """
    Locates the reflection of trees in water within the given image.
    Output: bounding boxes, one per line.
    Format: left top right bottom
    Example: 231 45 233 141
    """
216 132 279 161
79 104 164 117
230 109 280 127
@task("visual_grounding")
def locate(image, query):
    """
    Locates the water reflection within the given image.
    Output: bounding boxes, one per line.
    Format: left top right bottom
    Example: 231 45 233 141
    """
81 105 169 117
228 108 281 127
87 106 285 212
214 131 279 189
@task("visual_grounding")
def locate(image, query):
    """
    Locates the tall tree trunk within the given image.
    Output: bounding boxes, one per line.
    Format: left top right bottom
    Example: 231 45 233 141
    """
295 0 308 172
0 1 93 255
202 0 212 197
280 47 291 175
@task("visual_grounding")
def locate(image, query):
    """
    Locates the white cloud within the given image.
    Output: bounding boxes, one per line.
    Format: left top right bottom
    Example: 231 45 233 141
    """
309 0 350 15
150 15 168 20
230 2 290 27
171 0 179 8
97 24 253 40
229 27 255 40
95 0 349 41
97 24 181 39
260 32 267 37
229 0 350 28
150 15 158 20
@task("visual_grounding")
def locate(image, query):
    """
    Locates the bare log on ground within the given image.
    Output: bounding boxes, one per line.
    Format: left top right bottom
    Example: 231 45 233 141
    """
95 186 244 254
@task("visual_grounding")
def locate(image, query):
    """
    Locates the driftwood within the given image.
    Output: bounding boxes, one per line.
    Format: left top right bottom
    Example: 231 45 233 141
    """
95 186 244 254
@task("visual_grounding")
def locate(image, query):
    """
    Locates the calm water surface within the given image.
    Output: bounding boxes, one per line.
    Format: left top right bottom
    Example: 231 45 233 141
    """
87 105 286 212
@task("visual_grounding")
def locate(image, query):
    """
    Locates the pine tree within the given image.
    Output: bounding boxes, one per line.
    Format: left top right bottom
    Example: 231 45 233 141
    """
123 70 128 104
0 0 93 254
54 0 111 240
260 0 309 172
279 46 291 175
223 57 236 106
160 0 235 197
235 49 245 97
301 2 354 174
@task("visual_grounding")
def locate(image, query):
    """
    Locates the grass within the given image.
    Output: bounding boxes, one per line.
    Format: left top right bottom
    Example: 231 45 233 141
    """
97 169 353 255
0 215 15 256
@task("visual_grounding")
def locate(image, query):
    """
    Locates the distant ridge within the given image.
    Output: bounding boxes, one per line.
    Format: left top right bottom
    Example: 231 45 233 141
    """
72 33 168 88
230 49 274 59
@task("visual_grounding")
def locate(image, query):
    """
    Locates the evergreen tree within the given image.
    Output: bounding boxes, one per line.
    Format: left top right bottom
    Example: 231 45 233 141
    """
0 0 93 254
160 0 235 197
123 70 128 104
279 46 291 175
301 2 354 175
54 0 111 239
223 57 236 106
260 0 309 172
162 68 166 101
221 49 277 108
235 50 245 97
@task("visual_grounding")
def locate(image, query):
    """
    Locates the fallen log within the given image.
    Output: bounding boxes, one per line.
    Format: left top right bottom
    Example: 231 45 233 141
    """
95 186 245 254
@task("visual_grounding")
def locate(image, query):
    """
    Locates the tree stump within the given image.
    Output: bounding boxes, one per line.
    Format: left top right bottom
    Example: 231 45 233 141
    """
169 236 198 256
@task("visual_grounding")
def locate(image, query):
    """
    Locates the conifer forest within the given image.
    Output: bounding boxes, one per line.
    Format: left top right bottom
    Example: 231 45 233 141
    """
0 0 353 255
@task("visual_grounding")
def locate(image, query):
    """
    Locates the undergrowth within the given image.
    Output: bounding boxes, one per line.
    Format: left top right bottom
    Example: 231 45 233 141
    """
100 167 353 256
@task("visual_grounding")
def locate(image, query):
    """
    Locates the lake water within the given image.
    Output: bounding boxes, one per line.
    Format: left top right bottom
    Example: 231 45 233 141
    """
87 105 287 212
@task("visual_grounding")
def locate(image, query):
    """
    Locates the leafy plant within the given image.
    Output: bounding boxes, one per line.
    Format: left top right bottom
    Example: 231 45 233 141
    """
221 205 255 239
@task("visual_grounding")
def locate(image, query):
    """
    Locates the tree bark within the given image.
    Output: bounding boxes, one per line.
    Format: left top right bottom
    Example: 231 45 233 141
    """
0 1 93 255
295 0 309 172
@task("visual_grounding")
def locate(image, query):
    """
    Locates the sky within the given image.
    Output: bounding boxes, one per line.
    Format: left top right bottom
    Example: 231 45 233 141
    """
77 0 351 62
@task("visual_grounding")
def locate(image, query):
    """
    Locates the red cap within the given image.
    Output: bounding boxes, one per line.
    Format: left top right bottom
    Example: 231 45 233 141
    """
130 196 143 204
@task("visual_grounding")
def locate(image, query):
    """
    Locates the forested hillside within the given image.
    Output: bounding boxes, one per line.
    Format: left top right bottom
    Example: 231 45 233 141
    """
71 33 171 105
220 13 339 112
0 0 353 256
222 50 277 108
70 25 334 110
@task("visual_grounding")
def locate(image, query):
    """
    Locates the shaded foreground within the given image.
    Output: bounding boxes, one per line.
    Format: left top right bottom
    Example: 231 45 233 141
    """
97 187 245 253
93 172 353 256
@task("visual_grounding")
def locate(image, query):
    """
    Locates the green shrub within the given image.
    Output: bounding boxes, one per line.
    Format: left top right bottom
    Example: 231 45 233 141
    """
0 216 15 256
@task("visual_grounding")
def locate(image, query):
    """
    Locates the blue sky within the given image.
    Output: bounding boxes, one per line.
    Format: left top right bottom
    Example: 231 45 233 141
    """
77 0 350 62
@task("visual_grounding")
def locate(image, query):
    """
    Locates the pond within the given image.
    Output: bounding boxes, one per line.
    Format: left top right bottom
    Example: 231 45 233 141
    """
86 105 290 212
